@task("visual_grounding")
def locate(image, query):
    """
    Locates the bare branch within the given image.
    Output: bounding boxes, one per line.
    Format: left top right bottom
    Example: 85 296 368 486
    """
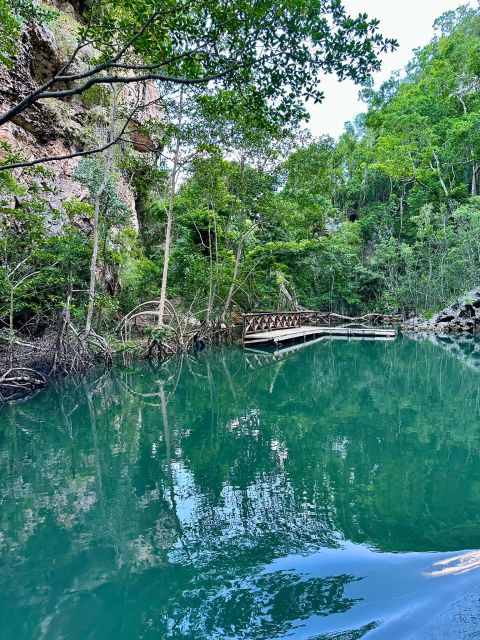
0 95 163 171
0 130 130 171
37 65 245 100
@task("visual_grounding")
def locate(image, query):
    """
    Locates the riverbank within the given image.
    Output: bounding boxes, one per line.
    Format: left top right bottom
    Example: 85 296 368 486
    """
402 288 480 334
1 311 404 404
0 325 239 404
0 332 59 403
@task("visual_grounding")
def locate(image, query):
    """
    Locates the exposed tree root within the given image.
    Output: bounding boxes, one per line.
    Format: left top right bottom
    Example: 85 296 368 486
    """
0 367 47 402
116 299 239 361
0 316 113 404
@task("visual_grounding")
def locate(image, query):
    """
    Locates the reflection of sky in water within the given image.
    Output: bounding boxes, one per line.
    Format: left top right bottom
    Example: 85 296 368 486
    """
258 543 480 638
170 452 480 638
426 550 480 577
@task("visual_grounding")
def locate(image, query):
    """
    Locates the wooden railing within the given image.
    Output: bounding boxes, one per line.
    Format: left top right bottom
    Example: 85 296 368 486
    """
242 311 401 337
242 311 326 336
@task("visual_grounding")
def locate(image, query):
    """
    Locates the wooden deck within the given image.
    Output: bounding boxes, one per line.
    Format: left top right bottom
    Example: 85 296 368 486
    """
243 325 396 345
242 310 401 338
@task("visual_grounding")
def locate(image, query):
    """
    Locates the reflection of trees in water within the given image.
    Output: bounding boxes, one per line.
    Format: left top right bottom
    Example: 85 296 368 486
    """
1 337 480 637
171 569 361 640
405 331 480 380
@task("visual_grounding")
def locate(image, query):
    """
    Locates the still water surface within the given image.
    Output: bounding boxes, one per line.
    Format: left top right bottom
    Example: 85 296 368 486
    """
1 335 480 639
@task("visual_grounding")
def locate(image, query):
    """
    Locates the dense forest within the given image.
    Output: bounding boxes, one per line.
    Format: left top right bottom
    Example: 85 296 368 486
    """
0 1 479 365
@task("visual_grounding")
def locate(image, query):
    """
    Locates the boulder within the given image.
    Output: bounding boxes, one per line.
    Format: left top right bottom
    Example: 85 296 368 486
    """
402 289 480 333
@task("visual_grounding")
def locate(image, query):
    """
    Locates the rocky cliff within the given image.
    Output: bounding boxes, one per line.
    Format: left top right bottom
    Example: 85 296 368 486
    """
0 0 160 229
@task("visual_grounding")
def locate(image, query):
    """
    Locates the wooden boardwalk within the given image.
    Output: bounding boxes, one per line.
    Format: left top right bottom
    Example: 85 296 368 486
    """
244 325 396 345
242 311 397 345
243 332 396 373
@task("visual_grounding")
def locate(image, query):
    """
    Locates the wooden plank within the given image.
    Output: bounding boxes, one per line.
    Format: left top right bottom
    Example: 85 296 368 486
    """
244 332 395 358
243 325 396 344
242 311 402 336
244 326 319 340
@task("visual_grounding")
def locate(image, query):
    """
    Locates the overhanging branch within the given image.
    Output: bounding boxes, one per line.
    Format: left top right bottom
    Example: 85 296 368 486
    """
0 95 162 171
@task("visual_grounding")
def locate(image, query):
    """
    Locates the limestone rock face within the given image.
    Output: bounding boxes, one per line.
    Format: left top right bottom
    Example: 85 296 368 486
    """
0 18 71 138
0 3 161 231
402 289 480 333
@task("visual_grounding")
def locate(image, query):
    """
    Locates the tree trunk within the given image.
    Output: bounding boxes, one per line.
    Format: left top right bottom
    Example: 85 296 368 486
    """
206 216 214 324
53 275 73 371
9 286 14 368
432 150 454 213
221 224 257 323
432 151 449 200
221 241 243 323
399 188 404 235
472 161 478 197
158 88 183 327
84 91 117 336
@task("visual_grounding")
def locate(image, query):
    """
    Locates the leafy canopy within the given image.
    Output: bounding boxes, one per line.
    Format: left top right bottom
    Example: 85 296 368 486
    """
84 0 397 123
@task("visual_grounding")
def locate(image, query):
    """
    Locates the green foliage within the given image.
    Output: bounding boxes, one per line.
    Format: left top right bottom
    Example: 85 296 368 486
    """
145 325 172 341
2 3 480 337
84 0 396 125
112 338 143 355
63 197 94 222
0 0 57 66
74 158 132 228
118 255 163 313
141 4 480 319
0 214 92 326
281 137 339 233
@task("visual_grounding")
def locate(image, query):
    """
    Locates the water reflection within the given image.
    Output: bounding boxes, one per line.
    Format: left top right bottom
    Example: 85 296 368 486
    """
426 551 480 577
1 337 480 638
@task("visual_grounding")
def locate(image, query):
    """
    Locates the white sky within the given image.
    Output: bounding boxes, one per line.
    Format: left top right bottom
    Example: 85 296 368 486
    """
307 0 476 138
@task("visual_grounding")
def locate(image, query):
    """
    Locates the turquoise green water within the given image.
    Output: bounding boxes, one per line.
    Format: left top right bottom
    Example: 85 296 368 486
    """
1 335 480 639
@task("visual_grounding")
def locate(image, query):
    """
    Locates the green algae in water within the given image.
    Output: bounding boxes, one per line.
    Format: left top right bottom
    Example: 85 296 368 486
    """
1 335 480 639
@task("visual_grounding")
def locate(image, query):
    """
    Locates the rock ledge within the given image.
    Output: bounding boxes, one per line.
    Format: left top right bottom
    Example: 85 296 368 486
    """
402 289 480 333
